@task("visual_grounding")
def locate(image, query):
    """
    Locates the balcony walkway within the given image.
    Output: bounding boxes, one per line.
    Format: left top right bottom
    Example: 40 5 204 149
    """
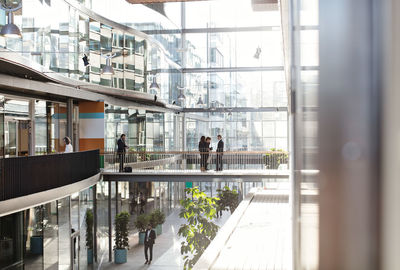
102 169 290 182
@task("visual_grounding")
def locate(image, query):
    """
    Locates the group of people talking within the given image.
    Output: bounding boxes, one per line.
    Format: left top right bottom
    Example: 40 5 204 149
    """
198 134 224 171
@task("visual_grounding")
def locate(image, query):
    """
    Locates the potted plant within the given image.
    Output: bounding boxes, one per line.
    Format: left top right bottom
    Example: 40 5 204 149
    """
30 206 45 254
114 212 130 264
134 214 149 244
85 209 94 264
264 149 288 169
150 209 166 235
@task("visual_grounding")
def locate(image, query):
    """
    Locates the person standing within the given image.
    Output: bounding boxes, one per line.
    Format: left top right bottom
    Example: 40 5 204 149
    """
64 137 73 153
139 192 146 214
216 135 224 171
144 224 156 265
205 137 212 170
198 136 207 172
117 134 128 172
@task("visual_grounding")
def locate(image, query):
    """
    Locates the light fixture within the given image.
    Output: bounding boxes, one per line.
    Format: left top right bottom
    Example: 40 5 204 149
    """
196 97 204 106
210 102 217 111
254 46 262 59
0 4 22 38
178 92 186 101
101 54 116 75
149 76 160 93
82 54 90 66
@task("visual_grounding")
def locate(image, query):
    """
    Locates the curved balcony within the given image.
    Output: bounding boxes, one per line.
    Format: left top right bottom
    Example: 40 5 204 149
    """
0 149 100 202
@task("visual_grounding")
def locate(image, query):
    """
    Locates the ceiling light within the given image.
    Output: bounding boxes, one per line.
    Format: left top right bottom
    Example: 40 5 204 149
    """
82 54 90 66
178 93 186 101
101 56 114 75
254 47 262 59
0 10 22 38
149 76 160 91
196 97 204 106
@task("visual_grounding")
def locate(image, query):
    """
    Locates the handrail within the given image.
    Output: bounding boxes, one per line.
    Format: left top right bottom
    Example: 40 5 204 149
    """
102 151 289 172
101 150 289 155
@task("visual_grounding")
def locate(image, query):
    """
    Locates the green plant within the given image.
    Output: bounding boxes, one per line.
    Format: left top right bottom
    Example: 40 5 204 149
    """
150 209 166 227
178 187 219 270
217 186 239 214
264 149 288 169
85 209 94 250
114 212 130 250
134 214 149 233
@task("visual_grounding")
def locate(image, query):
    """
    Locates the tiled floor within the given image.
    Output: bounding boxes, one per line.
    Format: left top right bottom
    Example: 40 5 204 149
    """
101 208 231 270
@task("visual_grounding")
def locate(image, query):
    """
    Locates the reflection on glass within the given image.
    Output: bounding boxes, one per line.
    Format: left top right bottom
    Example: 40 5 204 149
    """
58 197 71 270
0 213 23 269
24 206 44 269
43 202 58 270
79 187 94 269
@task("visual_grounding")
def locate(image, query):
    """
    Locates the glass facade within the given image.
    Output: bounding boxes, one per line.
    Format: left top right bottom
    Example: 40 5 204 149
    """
0 186 96 270
0 0 290 268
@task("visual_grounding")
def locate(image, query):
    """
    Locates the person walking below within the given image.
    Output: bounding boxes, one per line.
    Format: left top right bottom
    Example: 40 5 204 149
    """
144 224 156 265
64 137 73 153
198 136 207 172
205 137 213 170
117 134 128 172
216 135 224 171
139 192 146 214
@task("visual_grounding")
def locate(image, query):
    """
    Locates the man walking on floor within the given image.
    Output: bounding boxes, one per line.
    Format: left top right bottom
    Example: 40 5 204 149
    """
144 224 156 265
216 134 224 171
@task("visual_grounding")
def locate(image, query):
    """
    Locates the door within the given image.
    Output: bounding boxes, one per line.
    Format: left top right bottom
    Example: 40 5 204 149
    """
71 231 80 270
5 120 17 157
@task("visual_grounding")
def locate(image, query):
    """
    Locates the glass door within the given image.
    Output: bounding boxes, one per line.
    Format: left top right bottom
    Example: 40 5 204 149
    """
71 231 80 270
5 119 17 157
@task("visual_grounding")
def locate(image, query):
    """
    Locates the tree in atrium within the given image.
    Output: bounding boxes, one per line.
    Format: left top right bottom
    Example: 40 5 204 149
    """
216 186 240 215
178 187 219 270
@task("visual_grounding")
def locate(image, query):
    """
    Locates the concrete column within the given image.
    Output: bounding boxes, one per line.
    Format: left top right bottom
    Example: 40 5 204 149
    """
28 100 35 156
67 98 73 139
182 114 186 151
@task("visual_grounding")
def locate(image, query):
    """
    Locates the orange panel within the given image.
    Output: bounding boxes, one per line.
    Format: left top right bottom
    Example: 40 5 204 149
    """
79 101 104 113
79 138 104 152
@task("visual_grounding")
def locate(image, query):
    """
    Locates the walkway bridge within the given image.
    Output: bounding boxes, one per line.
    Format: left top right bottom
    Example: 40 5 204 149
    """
101 151 289 182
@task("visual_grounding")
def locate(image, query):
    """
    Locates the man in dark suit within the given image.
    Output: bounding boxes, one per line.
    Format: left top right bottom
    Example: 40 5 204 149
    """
144 224 156 265
216 134 224 171
117 134 128 172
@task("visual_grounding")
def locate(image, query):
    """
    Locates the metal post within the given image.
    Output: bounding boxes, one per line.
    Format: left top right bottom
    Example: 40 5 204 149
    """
28 100 35 156
181 114 187 169
108 180 112 262
319 0 380 269
67 98 73 139
93 184 98 262
115 181 119 214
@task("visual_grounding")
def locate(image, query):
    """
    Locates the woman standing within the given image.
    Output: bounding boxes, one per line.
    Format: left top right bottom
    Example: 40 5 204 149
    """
64 137 73 153
198 136 206 171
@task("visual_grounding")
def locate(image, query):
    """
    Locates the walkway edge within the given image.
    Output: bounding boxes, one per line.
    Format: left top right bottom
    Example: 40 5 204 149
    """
193 187 259 270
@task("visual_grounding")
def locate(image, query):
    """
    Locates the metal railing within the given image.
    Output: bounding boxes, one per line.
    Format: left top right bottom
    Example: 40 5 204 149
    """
102 151 289 172
0 150 100 201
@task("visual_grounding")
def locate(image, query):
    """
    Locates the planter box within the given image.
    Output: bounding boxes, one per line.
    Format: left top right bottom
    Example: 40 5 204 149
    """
30 236 43 254
139 232 146 244
114 249 127 264
87 249 93 264
156 224 162 235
